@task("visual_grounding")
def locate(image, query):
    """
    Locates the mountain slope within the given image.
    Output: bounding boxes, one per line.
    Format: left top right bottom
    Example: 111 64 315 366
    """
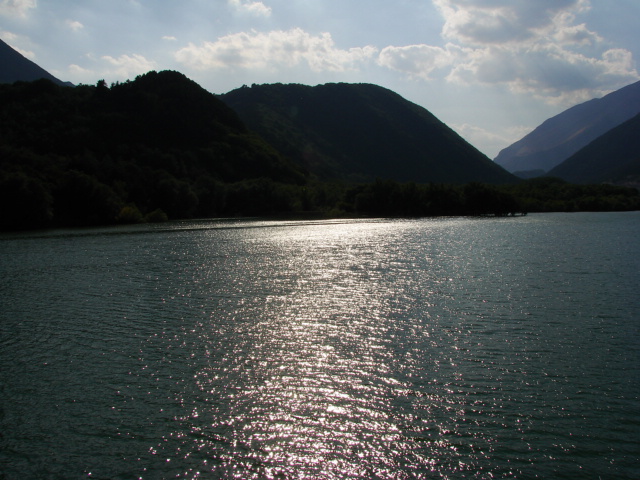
0 38 71 86
547 113 640 185
0 71 306 229
221 83 515 184
494 80 640 173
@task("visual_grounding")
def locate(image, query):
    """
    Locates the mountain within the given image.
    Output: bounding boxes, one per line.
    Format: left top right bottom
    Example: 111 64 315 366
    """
0 71 306 229
494 80 640 174
547 113 640 186
221 83 515 184
0 38 72 86
2 71 636 230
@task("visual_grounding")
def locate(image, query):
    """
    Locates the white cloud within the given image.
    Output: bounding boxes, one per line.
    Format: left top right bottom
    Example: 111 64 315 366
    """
228 0 271 17
445 43 638 105
553 23 600 46
12 44 34 58
0 0 36 18
601 49 636 77
162 35 177 41
0 29 16 40
63 62 101 86
433 0 590 47
1 30 35 58
376 0 639 105
69 63 88 74
378 44 457 80
65 19 84 32
101 53 157 79
175 28 377 73
65 53 157 85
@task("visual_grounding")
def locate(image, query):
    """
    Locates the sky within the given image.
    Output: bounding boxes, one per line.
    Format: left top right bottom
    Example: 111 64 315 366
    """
1 0 639 159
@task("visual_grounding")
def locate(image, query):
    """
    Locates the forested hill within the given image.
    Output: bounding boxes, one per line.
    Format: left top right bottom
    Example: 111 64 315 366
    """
2 71 636 231
220 83 515 184
0 71 306 229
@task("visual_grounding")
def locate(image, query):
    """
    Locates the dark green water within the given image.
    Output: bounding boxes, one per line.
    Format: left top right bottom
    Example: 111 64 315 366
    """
1 212 639 479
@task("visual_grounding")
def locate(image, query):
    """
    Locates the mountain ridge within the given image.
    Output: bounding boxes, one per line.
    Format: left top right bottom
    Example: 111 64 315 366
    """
1 59 636 230
547 112 640 186
0 38 72 86
0 70 308 229
494 80 640 173
221 82 515 185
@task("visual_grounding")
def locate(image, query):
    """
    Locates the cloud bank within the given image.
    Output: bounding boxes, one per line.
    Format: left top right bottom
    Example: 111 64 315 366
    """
382 0 638 103
176 28 377 73
0 0 36 18
68 54 157 85
173 0 637 105
102 54 157 79
4 0 637 107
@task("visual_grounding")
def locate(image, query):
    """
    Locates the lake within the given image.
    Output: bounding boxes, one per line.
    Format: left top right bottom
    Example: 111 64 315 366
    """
1 212 639 479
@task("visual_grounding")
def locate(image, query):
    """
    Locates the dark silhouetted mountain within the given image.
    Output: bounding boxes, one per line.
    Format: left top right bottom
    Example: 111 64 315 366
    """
547 113 640 186
0 38 72 86
221 83 515 184
4 71 634 231
494 80 640 174
0 71 306 229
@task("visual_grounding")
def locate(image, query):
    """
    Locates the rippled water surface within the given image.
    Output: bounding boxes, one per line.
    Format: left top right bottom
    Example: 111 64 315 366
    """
1 213 639 479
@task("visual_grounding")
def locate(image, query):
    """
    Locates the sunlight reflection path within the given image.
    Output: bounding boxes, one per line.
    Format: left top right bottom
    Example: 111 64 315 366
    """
151 217 591 479
184 221 432 478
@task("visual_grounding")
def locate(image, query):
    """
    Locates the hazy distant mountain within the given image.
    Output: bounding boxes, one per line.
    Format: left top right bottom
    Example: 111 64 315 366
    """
0 38 72 86
547 113 640 186
221 83 515 184
494 80 640 174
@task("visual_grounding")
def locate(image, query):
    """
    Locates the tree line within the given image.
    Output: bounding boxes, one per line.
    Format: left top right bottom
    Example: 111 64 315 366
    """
2 166 639 231
0 74 638 231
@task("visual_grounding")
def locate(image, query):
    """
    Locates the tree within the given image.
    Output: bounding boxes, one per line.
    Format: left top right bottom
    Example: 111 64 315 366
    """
0 172 53 230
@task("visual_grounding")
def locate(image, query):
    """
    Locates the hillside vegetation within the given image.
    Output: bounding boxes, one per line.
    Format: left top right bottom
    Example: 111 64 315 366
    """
1 71 638 231
0 71 307 229
221 83 515 184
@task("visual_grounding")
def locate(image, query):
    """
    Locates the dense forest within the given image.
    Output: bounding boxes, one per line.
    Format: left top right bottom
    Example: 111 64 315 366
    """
221 82 515 184
1 71 638 231
0 71 305 230
323 178 640 218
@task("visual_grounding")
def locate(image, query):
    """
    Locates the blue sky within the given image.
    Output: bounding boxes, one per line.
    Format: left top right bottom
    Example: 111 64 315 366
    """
2 0 639 158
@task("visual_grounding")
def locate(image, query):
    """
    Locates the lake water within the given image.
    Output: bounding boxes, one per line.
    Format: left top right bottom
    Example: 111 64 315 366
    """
1 212 639 479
